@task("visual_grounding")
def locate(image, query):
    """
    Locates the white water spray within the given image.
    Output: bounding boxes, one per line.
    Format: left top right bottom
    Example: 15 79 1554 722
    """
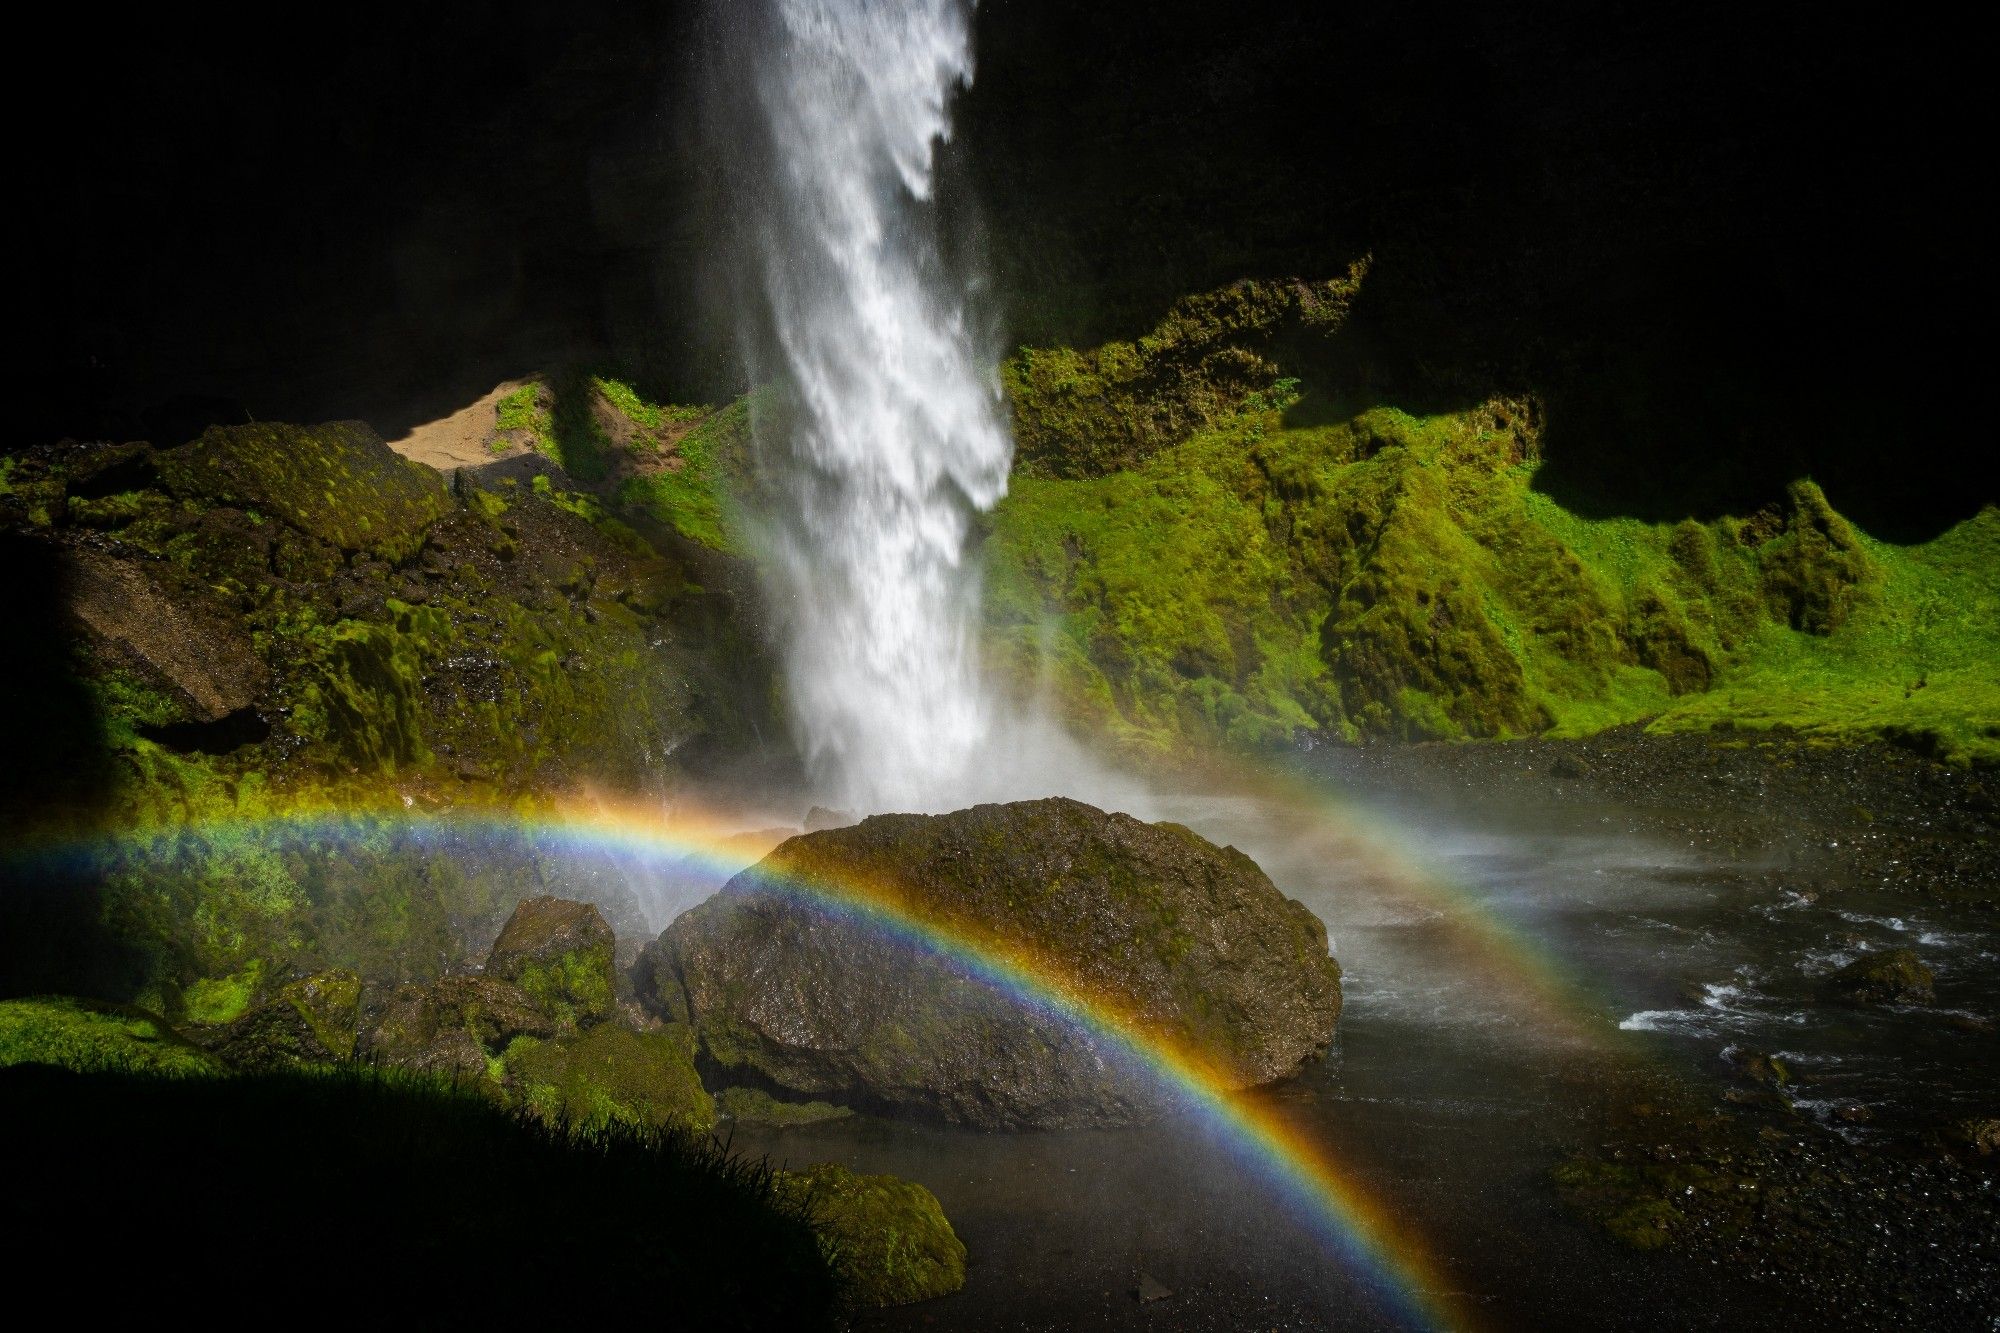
726 0 1011 812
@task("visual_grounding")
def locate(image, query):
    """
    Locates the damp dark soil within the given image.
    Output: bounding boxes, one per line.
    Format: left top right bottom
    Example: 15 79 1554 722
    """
726 733 1999 1330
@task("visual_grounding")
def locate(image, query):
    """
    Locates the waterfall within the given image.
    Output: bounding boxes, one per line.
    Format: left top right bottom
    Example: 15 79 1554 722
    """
719 0 1011 813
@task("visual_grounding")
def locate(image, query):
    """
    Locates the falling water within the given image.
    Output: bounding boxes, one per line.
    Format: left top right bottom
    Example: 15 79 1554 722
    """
718 0 1011 813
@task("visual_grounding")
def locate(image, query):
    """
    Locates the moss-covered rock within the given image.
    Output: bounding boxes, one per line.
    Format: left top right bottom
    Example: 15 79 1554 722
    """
154 420 451 561
216 968 362 1066
1823 948 1935 1005
487 896 618 1029
0 995 222 1076
777 1163 967 1308
505 1022 715 1133
361 975 555 1083
645 798 1341 1128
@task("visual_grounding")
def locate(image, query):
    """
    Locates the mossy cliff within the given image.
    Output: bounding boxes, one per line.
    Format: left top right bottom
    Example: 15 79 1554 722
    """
986 282 2000 764
0 413 776 1017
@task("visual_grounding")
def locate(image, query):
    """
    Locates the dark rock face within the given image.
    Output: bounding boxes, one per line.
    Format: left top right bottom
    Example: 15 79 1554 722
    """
66 547 266 723
1825 948 1936 1005
486 896 618 1028
641 798 1341 1128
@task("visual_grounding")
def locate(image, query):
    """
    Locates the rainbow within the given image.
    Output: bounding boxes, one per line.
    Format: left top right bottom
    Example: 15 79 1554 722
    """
9 795 1473 1330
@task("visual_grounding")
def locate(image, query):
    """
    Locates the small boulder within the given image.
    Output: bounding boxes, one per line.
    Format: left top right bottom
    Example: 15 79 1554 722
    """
1824 948 1935 1005
777 1163 966 1308
361 975 553 1081
1722 1047 1791 1088
644 797 1341 1128
504 1022 714 1134
487 896 618 1029
217 970 362 1067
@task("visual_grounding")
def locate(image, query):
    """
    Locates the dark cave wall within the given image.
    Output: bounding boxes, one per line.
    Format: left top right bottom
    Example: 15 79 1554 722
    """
20 0 1985 535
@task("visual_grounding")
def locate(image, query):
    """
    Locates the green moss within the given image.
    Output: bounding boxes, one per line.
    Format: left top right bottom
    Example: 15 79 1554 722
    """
511 948 616 1030
778 1163 967 1308
0 996 223 1076
506 1022 716 1134
988 302 2000 762
614 398 746 552
183 964 263 1025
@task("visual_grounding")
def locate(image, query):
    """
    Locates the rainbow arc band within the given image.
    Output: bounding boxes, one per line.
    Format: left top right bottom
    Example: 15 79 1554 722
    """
15 797 1474 1331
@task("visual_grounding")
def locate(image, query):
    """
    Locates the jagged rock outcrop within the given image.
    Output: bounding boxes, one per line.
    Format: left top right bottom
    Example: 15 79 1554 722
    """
640 797 1341 1128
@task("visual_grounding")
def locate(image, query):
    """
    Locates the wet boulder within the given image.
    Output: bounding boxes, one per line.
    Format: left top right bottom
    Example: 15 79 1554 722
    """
777 1163 966 1308
360 975 554 1081
216 970 362 1067
641 797 1341 1128
1824 948 1935 1005
504 1022 714 1134
486 896 618 1029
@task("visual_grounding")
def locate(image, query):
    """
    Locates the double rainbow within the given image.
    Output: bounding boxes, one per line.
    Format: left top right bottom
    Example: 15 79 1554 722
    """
13 795 1480 1330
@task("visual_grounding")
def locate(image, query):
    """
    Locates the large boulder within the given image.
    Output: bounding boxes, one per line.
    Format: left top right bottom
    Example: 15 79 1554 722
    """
486 896 618 1029
777 1163 966 1308
640 797 1341 1128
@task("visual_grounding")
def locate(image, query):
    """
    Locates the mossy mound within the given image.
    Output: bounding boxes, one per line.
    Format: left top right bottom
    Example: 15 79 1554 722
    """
486 896 617 1029
155 420 451 561
645 798 1340 1128
778 1162 967 1308
0 1063 839 1329
0 995 222 1076
987 284 2000 762
505 1022 715 1134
